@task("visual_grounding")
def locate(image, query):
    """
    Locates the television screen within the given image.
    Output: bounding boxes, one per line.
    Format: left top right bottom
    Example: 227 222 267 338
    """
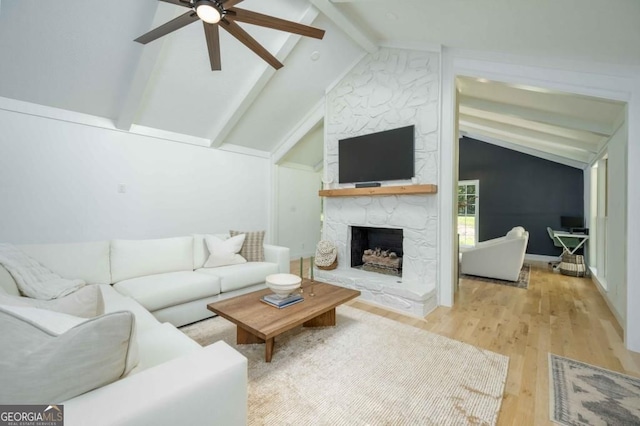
338 125 415 184
560 216 584 230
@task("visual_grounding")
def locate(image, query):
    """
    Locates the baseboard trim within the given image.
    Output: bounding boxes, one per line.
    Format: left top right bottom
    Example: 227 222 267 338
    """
525 254 560 263
590 268 624 331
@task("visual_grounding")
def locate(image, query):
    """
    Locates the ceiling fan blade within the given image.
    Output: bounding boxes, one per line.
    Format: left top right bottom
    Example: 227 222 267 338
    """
135 11 199 44
220 19 283 69
158 0 191 8
228 8 325 39
221 0 244 8
203 22 222 71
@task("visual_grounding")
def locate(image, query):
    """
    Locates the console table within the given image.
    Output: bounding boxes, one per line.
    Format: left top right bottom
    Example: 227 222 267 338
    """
553 230 589 255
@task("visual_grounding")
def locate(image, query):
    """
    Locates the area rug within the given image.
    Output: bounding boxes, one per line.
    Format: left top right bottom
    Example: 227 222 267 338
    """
460 264 530 289
181 306 509 425
549 353 640 425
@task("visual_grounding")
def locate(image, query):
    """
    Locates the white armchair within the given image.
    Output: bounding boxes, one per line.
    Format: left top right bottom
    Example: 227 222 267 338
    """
460 226 529 282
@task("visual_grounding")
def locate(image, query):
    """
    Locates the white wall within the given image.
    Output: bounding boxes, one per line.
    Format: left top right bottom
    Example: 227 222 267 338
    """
0 108 271 244
275 165 322 259
604 124 628 325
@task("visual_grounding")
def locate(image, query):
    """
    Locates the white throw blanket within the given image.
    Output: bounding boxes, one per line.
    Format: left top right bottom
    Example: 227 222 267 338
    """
0 243 85 300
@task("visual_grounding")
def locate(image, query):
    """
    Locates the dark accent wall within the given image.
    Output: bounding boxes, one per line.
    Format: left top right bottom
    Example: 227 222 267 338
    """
459 137 584 256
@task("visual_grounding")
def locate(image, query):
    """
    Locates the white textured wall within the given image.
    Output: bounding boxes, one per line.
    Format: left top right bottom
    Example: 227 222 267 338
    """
276 166 322 259
0 109 270 244
319 48 441 316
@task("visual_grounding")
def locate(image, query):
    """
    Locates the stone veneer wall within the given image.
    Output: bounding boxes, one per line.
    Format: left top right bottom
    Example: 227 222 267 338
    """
316 48 440 317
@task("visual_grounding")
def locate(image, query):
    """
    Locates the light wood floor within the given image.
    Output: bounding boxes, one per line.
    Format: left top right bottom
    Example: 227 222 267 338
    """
291 259 640 425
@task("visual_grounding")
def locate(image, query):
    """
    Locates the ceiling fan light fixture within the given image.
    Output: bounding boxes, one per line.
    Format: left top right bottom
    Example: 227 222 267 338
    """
195 1 222 24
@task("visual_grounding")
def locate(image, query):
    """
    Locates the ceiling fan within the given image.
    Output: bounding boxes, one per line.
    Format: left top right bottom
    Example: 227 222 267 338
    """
135 0 326 71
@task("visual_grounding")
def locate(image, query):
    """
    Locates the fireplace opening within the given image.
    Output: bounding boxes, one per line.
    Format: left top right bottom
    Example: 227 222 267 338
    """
351 226 403 277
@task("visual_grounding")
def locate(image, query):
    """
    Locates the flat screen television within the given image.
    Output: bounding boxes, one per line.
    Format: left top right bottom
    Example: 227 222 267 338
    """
560 216 584 230
338 125 415 184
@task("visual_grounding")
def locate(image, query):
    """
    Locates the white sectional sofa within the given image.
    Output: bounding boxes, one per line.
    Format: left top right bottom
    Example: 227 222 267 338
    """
12 234 289 327
0 234 290 425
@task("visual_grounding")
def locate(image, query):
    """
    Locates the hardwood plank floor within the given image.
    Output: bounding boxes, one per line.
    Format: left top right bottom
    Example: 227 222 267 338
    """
291 259 640 425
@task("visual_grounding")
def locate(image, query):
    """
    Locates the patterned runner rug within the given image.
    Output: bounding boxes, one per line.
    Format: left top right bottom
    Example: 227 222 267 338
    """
460 264 530 289
182 306 509 425
549 353 640 425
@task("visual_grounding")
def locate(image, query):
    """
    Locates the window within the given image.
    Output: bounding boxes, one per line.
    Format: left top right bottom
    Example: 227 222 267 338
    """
458 180 479 247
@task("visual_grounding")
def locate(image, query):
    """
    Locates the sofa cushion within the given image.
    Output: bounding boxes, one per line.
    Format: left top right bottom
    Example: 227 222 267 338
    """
0 305 138 404
197 262 278 292
204 234 247 268
111 237 194 283
230 230 265 262
99 285 159 332
128 323 201 375
0 284 104 318
113 271 221 312
19 241 111 285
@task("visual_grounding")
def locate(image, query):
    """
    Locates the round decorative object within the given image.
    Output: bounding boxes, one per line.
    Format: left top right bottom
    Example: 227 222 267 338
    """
266 273 302 299
315 240 337 267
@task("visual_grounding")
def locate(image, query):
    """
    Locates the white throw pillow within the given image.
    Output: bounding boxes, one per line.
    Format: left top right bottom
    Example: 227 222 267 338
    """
0 285 104 318
204 234 247 268
506 228 524 239
0 305 139 404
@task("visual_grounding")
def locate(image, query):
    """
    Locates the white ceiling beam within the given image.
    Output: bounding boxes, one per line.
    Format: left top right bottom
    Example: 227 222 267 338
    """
459 114 601 153
460 131 588 170
115 3 178 131
128 124 211 147
459 121 594 163
309 0 378 53
272 98 325 165
208 6 319 148
460 104 605 146
278 162 316 172
459 95 615 137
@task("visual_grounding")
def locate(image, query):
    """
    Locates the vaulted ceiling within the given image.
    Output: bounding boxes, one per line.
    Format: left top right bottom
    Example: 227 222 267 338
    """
457 77 626 169
0 0 638 167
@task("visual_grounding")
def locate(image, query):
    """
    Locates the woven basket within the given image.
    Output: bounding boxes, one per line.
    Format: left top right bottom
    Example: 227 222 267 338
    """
316 259 338 270
560 253 586 277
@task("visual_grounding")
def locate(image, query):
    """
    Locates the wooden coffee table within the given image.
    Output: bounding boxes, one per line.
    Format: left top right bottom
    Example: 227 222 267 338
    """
207 280 360 362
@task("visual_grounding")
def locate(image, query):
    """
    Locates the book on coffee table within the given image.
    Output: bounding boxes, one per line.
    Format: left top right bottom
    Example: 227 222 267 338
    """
261 293 303 309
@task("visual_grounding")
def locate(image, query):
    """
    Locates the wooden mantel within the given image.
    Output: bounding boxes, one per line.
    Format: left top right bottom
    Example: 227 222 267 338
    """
318 184 437 197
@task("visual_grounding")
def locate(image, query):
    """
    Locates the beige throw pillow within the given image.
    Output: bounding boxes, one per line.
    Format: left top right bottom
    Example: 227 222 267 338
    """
0 305 138 404
229 230 265 262
204 234 247 268
0 285 104 318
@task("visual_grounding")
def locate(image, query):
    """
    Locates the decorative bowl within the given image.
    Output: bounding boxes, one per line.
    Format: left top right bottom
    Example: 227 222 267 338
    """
266 273 302 299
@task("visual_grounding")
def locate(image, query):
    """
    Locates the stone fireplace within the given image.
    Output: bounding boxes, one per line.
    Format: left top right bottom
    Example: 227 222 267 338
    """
314 47 440 317
351 226 403 277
